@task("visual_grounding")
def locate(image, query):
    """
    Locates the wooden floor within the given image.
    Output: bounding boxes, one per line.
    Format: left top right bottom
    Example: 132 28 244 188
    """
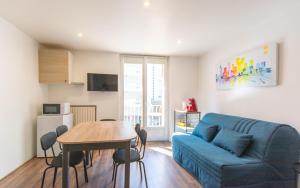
0 142 202 188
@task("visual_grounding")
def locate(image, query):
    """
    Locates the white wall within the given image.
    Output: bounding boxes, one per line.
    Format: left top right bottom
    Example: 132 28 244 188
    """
47 52 199 139
0 18 47 179
197 3 300 131
48 51 120 120
168 56 199 137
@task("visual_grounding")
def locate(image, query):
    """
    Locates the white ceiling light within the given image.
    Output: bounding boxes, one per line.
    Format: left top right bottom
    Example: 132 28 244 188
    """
144 1 150 7
77 32 83 38
177 39 182 45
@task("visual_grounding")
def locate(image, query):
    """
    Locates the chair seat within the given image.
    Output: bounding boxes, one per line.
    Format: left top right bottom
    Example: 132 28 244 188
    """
131 138 137 148
51 151 84 167
113 148 140 163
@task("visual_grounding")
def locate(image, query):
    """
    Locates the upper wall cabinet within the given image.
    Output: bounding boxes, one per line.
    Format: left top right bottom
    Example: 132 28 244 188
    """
39 49 73 84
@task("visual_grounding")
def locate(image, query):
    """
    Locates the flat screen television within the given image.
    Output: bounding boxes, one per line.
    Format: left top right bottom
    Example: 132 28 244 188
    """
87 73 118 91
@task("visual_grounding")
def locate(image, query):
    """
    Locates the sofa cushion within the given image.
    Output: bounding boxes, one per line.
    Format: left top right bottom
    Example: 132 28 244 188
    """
192 120 218 141
172 133 280 187
201 113 279 159
212 128 253 156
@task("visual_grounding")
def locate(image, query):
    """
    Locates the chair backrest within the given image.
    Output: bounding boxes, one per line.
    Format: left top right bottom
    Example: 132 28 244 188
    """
56 125 68 150
138 129 147 159
40 132 57 151
100 119 116 121
133 124 141 147
56 125 68 137
40 132 57 165
135 123 141 135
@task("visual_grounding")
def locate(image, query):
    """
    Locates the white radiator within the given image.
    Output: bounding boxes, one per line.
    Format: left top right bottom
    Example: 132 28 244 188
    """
70 105 97 126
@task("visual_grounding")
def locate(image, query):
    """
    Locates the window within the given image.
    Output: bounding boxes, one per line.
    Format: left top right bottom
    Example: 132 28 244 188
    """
147 63 164 126
123 63 143 126
123 56 167 127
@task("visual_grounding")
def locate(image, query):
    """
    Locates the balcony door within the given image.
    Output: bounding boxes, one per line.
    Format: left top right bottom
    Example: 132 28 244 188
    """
122 55 168 140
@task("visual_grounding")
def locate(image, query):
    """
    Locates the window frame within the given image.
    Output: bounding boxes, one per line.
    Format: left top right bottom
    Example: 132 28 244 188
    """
121 55 168 129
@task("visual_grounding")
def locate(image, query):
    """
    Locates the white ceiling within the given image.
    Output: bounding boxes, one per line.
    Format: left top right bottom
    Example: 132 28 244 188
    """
0 0 295 56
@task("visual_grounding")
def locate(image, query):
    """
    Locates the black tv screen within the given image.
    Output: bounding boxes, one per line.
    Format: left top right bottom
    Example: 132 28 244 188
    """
87 73 118 91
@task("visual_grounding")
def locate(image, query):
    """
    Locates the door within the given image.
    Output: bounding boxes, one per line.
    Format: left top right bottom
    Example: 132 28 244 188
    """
122 55 168 140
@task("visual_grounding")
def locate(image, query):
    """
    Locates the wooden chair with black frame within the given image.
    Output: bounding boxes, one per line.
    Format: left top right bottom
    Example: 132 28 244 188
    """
131 123 141 150
111 123 141 176
56 125 93 167
40 132 88 188
111 129 148 188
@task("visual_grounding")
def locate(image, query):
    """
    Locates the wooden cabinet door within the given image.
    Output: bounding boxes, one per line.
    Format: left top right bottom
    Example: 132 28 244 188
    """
39 49 70 83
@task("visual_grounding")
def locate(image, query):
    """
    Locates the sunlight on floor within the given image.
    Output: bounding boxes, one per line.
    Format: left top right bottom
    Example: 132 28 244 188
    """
148 146 173 157
165 146 172 150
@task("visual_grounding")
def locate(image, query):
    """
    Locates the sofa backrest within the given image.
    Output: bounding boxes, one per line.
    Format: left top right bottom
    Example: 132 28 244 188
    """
202 113 300 177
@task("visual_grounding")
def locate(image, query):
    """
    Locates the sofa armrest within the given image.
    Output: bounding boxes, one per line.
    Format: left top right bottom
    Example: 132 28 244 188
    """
294 162 300 174
263 125 300 178
222 162 285 186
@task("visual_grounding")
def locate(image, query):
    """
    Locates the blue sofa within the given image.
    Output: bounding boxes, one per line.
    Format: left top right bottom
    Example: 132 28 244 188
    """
172 113 300 188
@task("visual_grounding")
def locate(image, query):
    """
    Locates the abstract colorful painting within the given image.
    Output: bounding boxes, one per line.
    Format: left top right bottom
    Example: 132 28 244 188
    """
216 43 278 90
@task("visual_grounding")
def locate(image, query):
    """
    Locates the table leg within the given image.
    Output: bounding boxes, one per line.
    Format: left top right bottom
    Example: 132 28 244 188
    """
124 141 130 188
85 150 90 166
62 145 70 188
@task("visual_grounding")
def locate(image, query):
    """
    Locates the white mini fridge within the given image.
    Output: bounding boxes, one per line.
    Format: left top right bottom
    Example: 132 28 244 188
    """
37 113 73 157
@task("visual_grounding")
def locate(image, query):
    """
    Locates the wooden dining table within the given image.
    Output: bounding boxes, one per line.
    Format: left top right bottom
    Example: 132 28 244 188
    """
57 121 136 188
